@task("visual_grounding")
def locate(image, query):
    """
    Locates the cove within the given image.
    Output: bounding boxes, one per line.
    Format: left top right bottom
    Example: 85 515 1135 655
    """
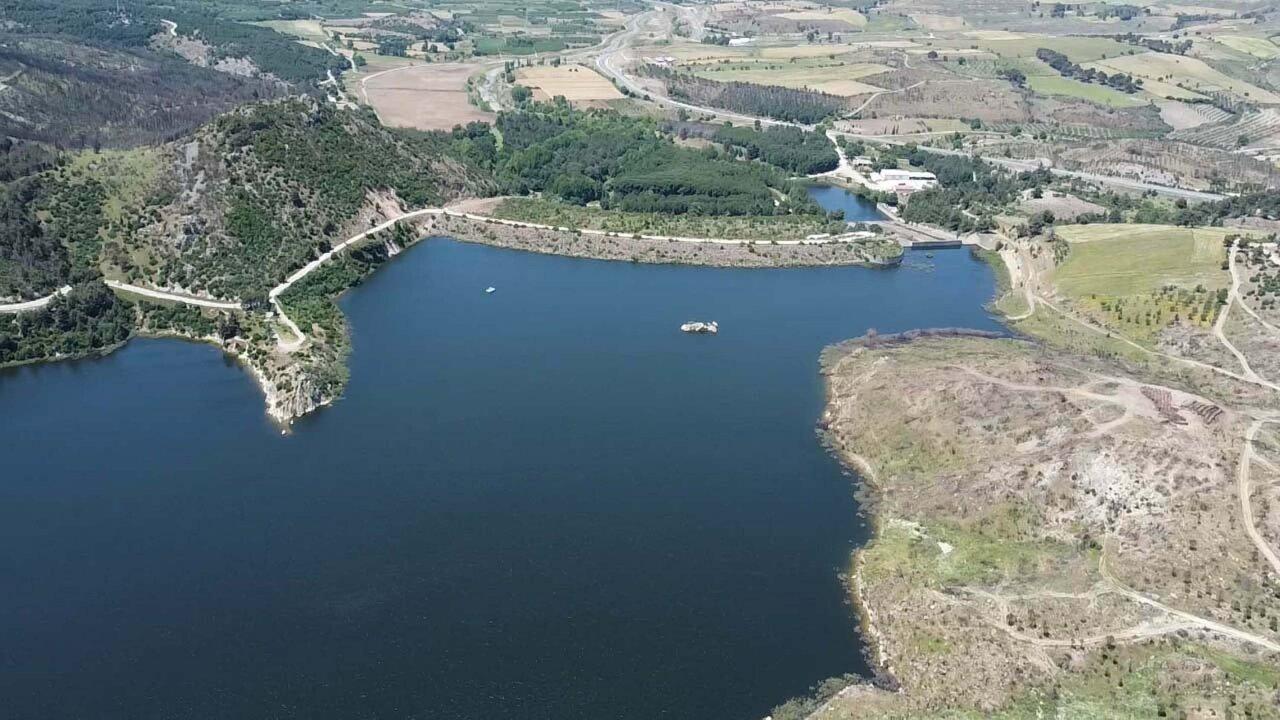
0 239 1001 719
805 183 886 222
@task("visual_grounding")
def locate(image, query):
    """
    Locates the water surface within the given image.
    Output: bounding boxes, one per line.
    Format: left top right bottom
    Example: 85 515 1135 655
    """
0 239 999 719
805 184 885 222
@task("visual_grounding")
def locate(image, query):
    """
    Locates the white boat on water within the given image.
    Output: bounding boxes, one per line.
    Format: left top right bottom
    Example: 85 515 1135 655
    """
485 286 496 294
680 321 718 334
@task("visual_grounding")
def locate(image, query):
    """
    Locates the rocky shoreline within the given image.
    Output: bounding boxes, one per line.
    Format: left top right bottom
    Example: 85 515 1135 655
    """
431 214 904 270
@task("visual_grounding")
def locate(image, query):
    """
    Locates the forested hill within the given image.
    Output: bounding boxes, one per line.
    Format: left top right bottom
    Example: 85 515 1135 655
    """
114 99 492 301
0 0 344 84
0 0 344 149
0 98 490 307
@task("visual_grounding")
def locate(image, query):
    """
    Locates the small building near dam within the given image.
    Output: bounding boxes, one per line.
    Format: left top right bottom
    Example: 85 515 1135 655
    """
869 169 939 195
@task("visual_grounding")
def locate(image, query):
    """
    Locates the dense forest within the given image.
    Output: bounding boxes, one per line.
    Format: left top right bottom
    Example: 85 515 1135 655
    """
0 148 107 300
0 282 132 364
0 0 343 148
711 124 838 174
0 177 67 300
642 65 845 124
480 103 825 216
0 37 285 149
0 0 344 84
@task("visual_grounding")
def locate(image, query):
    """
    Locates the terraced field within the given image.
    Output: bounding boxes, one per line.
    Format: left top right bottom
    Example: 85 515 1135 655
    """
1170 109 1280 150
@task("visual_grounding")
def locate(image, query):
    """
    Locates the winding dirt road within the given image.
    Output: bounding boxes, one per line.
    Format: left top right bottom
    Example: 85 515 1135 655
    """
0 285 71 314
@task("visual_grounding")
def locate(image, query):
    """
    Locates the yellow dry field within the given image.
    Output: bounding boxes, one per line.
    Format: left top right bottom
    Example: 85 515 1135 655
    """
1215 35 1280 59
595 10 628 25
361 62 496 131
863 40 922 48
641 44 746 62
516 65 624 103
1087 53 1280 104
253 19 328 42
910 14 967 31
963 30 1027 40
776 8 867 26
690 61 889 96
843 117 972 134
1159 4 1236 15
712 1 800 12
749 43 867 59
1139 77 1207 101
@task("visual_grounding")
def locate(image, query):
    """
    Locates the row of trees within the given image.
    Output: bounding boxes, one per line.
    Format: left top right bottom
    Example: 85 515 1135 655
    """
1036 48 1142 94
641 66 845 125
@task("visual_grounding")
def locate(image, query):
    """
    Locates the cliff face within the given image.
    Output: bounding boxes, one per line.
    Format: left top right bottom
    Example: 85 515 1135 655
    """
256 364 324 425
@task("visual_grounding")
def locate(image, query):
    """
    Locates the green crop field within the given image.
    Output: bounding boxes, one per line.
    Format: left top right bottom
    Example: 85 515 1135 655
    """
1026 75 1147 108
1215 35 1280 59
1048 224 1250 340
1052 224 1231 297
473 36 567 55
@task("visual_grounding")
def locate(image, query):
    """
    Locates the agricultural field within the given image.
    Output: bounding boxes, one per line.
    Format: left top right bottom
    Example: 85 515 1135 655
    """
1056 138 1280 191
515 64 623 103
252 19 331 44
1157 100 1233 130
1051 224 1238 340
1087 53 1280 105
249 0 625 65
1052 224 1233 294
974 35 1133 62
687 58 890 96
841 117 973 135
705 0 872 35
1170 108 1280 150
775 8 868 28
1213 35 1280 60
359 61 496 130
1026 74 1149 108
908 14 966 31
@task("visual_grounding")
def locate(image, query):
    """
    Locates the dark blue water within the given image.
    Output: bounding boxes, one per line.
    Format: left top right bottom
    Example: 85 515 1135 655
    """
0 239 1000 720
805 184 885 221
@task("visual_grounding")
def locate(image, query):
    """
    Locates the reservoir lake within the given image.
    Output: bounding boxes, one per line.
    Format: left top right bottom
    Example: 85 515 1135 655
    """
0 202 1000 718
